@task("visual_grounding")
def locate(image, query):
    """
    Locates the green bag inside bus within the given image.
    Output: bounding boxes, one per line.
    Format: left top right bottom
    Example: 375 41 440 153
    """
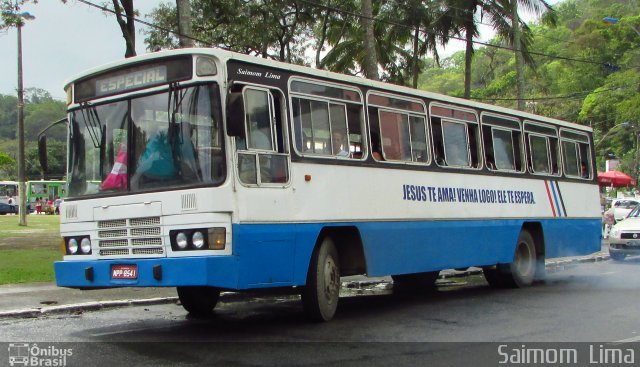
136 131 177 179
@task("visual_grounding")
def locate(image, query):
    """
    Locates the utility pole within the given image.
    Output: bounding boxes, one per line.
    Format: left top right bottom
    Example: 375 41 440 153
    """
17 18 26 226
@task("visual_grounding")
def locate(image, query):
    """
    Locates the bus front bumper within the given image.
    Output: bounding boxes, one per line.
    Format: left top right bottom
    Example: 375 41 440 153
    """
54 256 239 289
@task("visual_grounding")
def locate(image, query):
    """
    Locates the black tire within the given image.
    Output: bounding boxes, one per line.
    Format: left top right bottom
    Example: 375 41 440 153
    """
177 286 220 316
610 251 626 262
392 271 439 293
484 230 537 288
302 237 341 322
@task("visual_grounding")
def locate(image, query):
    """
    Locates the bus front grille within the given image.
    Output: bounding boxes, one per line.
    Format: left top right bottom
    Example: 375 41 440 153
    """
96 216 164 257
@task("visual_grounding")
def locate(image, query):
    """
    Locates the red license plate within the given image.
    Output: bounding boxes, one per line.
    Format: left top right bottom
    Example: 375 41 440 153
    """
111 264 138 279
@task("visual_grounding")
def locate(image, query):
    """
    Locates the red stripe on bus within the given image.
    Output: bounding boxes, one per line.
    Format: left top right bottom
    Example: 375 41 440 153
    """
544 181 557 217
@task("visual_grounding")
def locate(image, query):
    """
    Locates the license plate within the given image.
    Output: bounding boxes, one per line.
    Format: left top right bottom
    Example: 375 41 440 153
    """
111 264 138 279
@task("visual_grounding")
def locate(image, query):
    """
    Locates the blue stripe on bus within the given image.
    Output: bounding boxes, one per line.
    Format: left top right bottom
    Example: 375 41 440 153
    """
55 218 601 289
549 181 563 217
554 181 567 216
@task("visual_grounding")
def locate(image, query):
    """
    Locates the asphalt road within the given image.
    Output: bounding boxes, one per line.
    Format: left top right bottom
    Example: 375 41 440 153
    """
2 258 640 366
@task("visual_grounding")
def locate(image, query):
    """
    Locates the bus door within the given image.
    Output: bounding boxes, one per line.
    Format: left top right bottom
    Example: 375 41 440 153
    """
230 84 290 186
48 184 58 200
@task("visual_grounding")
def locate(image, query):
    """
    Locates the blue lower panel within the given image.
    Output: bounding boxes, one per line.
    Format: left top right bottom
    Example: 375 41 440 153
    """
54 256 239 289
55 218 601 290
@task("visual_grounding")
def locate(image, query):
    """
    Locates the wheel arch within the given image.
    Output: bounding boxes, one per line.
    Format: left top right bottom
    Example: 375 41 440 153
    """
313 226 367 277
522 221 545 259
522 221 546 279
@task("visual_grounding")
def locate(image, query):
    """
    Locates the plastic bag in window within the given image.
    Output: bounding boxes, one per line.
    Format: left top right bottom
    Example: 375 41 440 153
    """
101 144 128 190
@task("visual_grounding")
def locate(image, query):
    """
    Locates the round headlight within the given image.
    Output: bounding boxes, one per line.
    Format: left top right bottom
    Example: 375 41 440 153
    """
68 238 78 254
610 228 620 239
176 232 188 249
192 231 205 249
80 237 91 254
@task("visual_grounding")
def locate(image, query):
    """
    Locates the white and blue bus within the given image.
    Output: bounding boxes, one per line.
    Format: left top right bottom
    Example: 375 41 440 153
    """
0 180 18 204
46 48 601 321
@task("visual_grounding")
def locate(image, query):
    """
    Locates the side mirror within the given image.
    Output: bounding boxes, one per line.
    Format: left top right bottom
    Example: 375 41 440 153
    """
38 134 48 173
226 91 246 137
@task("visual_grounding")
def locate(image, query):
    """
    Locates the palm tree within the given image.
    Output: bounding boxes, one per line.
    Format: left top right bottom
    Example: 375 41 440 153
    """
444 0 555 99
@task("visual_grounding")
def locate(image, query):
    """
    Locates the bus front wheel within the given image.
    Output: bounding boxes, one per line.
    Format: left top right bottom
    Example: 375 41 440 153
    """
177 286 220 316
483 230 537 288
302 237 341 322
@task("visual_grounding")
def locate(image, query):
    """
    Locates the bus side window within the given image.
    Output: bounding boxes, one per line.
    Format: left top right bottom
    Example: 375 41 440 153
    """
481 114 523 172
524 121 560 176
560 129 592 179
290 79 364 160
237 86 289 186
430 104 479 169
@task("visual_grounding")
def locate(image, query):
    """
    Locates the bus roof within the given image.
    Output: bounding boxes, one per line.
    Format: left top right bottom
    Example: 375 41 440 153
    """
65 47 592 133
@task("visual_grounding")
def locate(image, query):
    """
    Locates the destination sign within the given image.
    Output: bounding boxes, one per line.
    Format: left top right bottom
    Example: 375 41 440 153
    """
96 66 167 96
74 56 192 103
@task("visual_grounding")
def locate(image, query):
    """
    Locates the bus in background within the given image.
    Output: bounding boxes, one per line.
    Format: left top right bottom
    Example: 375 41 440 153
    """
0 180 18 215
26 180 67 214
43 48 601 321
0 180 18 204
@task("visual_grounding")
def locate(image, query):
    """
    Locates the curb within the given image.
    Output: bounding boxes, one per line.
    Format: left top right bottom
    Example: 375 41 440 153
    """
0 252 610 319
0 297 179 319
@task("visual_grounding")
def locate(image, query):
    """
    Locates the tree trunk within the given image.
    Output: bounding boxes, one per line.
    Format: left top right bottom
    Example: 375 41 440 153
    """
361 0 379 80
463 20 473 99
112 0 136 58
512 0 526 111
316 2 332 68
176 0 194 48
411 26 420 88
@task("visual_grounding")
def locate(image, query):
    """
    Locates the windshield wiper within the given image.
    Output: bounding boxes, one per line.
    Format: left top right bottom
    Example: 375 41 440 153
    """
79 103 103 149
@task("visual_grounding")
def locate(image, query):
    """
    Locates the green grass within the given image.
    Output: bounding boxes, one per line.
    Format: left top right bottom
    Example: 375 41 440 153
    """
0 248 60 284
0 215 62 284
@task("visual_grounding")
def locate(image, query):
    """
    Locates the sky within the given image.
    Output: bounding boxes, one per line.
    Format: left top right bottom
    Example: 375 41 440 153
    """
0 0 158 100
0 1 550 101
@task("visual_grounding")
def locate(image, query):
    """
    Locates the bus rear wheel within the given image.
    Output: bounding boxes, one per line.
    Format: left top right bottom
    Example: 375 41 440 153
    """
302 237 341 322
177 286 220 316
392 271 439 293
483 230 537 288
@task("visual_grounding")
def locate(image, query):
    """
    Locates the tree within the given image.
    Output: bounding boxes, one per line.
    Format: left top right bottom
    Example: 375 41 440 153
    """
361 0 379 80
145 0 315 63
443 0 554 99
111 0 137 57
0 151 15 178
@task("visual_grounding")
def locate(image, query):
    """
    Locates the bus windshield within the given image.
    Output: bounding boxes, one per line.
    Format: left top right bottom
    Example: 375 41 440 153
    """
68 83 225 197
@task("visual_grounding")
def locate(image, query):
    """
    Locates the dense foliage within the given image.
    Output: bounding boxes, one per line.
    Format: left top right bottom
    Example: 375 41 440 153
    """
0 89 66 180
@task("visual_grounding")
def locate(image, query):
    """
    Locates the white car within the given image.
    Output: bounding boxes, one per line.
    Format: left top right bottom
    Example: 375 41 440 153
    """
609 205 640 261
611 199 639 222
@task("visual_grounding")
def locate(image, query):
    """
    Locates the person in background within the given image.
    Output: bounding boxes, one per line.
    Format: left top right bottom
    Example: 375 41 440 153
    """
35 197 42 215
46 198 54 214
7 196 15 214
54 196 62 215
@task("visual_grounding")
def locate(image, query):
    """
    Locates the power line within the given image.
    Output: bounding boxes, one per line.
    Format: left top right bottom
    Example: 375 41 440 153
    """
75 0 212 46
471 87 622 102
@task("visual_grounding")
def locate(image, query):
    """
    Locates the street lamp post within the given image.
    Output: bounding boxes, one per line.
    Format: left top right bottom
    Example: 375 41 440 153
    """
5 10 35 226
594 121 631 148
603 17 640 37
